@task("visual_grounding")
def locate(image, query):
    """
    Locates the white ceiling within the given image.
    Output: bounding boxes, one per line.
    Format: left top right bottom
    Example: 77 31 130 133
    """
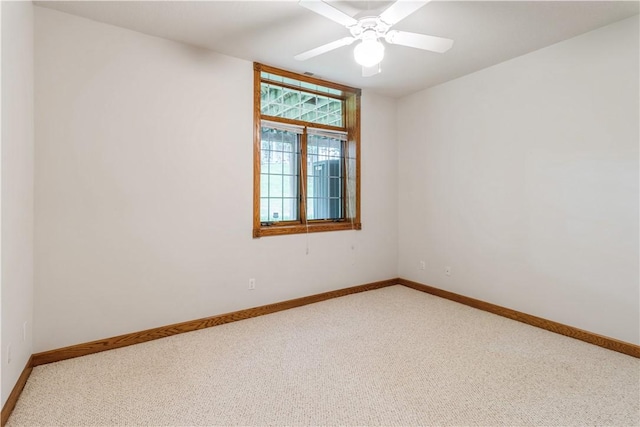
35 1 639 98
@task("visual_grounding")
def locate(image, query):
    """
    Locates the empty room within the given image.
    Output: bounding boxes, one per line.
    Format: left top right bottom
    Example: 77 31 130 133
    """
1 0 639 425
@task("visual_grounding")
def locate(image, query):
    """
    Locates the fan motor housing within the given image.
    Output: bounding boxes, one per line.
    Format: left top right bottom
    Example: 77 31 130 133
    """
349 17 390 40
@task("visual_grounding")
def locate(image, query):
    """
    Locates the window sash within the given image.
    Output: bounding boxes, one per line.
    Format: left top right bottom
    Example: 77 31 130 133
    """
307 127 348 141
259 125 347 223
261 120 304 134
259 126 301 223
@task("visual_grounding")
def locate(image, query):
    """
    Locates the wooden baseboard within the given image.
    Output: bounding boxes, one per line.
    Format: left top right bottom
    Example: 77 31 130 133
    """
397 278 640 358
23 277 640 365
3 277 637 425
1 356 33 427
31 278 398 367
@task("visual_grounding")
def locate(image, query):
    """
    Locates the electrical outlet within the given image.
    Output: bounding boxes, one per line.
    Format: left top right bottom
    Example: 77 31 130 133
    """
445 266 452 276
249 278 256 290
7 344 11 364
419 261 426 270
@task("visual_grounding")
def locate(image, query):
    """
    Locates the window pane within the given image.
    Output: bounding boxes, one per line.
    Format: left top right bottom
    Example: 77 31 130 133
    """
260 198 269 221
260 82 343 127
283 197 298 220
307 135 344 220
260 127 300 222
282 174 297 198
345 147 356 219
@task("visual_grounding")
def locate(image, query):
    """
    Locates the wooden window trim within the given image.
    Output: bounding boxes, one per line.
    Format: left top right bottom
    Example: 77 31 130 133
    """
261 115 345 133
258 63 361 97
253 63 362 238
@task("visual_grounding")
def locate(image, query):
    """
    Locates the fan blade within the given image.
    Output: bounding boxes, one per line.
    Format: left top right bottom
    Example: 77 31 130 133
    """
362 64 381 77
385 30 453 53
379 0 431 26
299 0 358 27
295 37 356 61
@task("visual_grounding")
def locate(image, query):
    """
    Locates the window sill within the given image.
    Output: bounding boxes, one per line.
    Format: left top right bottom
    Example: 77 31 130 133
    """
253 222 362 238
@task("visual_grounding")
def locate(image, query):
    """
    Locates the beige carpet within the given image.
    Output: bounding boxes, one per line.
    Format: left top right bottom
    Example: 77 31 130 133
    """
7 285 640 426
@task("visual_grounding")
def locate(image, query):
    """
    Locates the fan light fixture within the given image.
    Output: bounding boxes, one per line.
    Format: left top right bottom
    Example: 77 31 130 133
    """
295 0 454 77
353 36 385 67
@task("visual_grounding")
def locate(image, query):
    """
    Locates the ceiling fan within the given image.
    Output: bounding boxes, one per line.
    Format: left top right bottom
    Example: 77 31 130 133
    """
295 0 454 77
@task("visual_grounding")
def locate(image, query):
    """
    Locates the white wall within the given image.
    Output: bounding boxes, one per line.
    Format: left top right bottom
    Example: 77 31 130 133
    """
398 16 639 344
30 3 639 358
1 0 35 407
33 7 397 352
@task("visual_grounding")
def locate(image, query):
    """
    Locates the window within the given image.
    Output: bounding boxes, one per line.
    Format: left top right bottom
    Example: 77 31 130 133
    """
253 63 361 237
